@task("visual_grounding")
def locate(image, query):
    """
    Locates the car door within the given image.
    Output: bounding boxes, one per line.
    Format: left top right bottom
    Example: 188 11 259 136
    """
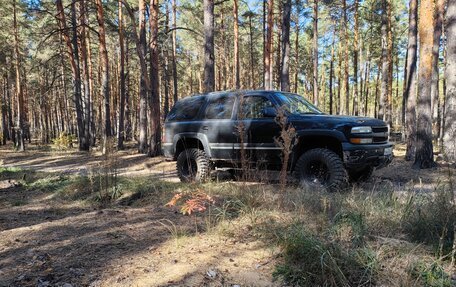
235 94 282 166
199 94 238 160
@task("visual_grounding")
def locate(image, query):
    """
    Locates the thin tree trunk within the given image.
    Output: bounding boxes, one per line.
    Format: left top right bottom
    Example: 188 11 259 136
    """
280 0 291 92
443 0 456 161
149 0 161 156
405 0 418 161
293 3 300 93
343 0 349 114
431 0 445 141
329 23 335 115
313 0 318 106
352 0 359 116
379 0 389 122
13 0 25 151
264 0 274 90
95 0 111 154
203 0 215 92
117 0 126 150
414 0 436 169
171 0 178 102
233 0 240 89
56 0 87 151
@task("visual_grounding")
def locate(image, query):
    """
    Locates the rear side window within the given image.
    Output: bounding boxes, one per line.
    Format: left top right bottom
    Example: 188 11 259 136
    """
167 97 205 121
204 96 235 119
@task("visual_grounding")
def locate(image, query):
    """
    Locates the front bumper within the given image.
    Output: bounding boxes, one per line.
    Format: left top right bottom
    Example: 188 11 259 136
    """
342 142 393 170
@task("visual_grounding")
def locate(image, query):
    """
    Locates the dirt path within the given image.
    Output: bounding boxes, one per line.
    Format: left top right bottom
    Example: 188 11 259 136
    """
0 143 448 286
0 145 278 286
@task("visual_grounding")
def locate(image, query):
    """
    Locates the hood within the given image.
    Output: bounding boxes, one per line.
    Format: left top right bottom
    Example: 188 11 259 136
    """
288 114 387 134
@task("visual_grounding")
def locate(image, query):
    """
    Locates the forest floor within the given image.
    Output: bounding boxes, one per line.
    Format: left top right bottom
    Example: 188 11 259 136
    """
0 142 455 287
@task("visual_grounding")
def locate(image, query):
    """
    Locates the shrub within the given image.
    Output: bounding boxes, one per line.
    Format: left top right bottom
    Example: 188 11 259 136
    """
273 223 378 286
52 133 76 149
409 261 452 287
402 186 456 257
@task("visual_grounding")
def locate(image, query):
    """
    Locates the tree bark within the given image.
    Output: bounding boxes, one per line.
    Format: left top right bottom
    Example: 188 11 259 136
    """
149 0 161 156
264 0 274 90
414 0 436 168
431 0 445 141
117 0 126 150
312 0 318 106
55 0 88 151
95 0 111 154
404 0 418 161
13 0 25 151
379 0 389 122
280 0 291 92
171 0 178 102
443 0 456 162
352 0 359 116
203 0 215 92
342 0 349 114
233 0 240 89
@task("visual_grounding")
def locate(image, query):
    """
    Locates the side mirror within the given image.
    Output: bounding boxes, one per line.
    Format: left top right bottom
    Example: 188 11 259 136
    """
262 107 277 118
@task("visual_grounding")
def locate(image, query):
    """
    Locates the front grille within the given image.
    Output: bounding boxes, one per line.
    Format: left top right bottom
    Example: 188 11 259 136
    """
372 126 388 143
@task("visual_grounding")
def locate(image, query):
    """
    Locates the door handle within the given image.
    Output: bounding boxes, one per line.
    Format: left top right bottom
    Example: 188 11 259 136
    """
202 126 209 131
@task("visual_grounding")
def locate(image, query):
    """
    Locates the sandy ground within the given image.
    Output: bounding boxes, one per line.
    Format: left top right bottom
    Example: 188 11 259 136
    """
0 143 279 287
0 142 449 286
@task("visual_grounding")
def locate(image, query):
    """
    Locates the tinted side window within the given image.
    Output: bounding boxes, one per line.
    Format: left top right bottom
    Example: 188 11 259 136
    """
204 96 235 119
240 96 274 119
167 97 205 121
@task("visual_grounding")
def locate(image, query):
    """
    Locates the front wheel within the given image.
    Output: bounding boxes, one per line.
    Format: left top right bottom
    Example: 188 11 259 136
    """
176 148 210 182
293 148 348 192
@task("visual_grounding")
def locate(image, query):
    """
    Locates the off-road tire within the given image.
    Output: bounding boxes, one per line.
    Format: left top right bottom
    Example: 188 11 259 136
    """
176 148 210 182
348 167 374 182
293 148 348 192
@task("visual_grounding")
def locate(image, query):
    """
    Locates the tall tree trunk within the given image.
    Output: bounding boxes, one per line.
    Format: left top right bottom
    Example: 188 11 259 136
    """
171 0 178 102
312 0 318 106
379 0 389 122
149 0 161 156
293 2 300 93
352 0 359 116
414 0 436 169
248 13 255 89
443 0 456 162
203 0 215 92
264 0 274 90
404 0 418 161
280 0 291 92
342 0 349 114
80 0 92 149
329 23 335 115
56 0 88 151
233 0 240 89
386 0 393 126
96 0 111 154
124 0 150 153
431 0 445 141
13 0 25 151
117 0 126 150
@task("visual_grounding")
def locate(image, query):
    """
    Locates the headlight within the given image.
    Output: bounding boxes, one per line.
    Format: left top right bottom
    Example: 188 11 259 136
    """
351 126 372 134
350 138 373 144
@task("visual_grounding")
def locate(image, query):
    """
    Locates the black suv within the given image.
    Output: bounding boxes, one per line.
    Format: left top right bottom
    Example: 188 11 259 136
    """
163 90 393 191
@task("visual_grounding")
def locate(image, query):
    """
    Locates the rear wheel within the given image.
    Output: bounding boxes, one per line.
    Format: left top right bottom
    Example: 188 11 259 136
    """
176 148 210 182
293 148 348 192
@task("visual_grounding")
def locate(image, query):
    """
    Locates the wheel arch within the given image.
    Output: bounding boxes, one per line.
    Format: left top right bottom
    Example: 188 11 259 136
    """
173 133 211 160
291 132 344 171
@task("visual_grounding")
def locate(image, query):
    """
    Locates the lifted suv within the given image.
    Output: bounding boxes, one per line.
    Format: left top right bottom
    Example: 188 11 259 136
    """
162 90 393 191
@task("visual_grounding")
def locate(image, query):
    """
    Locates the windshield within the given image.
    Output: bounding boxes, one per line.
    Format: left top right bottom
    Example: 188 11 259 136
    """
275 92 323 115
